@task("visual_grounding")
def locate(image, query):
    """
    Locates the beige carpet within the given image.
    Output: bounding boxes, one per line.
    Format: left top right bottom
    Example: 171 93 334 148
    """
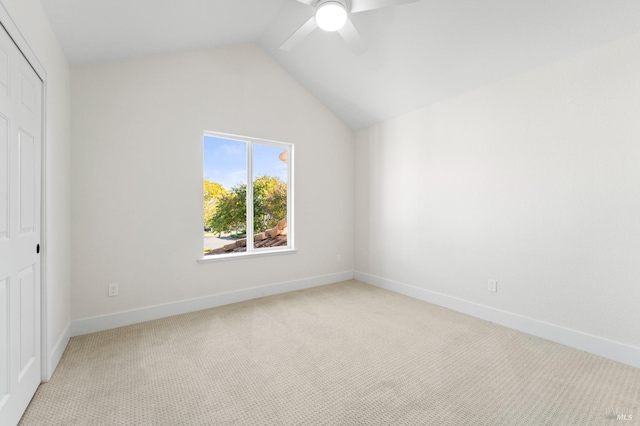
20 281 640 425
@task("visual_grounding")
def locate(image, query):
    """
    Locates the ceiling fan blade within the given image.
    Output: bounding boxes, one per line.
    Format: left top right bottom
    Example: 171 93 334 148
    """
294 0 315 4
280 16 318 51
338 19 368 55
350 0 419 14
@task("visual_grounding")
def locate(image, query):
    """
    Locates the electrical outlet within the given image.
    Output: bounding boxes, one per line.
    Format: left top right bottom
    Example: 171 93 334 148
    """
108 283 119 297
487 279 497 293
336 254 342 263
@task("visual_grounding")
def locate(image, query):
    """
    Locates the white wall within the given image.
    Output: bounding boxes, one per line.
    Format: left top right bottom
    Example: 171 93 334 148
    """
355 32 640 349
0 0 71 376
71 45 354 321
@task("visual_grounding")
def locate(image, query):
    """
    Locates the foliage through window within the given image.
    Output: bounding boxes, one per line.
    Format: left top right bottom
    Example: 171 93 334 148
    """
203 133 293 257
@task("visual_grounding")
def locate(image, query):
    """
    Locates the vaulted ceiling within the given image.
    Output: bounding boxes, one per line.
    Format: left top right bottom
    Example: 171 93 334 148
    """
40 0 640 129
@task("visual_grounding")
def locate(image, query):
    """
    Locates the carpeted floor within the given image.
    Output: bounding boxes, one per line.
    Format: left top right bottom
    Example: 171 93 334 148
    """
20 280 640 425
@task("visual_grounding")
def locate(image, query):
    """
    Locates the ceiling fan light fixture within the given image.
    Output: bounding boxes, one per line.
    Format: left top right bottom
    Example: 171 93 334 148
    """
315 2 348 32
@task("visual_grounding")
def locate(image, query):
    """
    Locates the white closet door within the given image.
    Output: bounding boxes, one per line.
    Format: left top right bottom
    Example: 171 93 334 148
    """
0 21 43 426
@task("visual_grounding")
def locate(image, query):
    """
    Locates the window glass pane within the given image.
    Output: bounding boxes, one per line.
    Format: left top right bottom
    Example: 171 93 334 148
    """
203 136 247 255
252 144 288 250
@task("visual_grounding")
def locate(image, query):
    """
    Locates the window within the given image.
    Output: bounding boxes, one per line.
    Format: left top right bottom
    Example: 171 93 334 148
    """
202 132 293 258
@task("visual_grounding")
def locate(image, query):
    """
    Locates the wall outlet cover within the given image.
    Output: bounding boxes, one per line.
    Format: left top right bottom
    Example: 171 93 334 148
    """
108 283 119 297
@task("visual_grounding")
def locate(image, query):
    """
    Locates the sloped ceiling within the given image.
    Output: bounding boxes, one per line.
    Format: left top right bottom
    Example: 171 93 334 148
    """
40 0 640 129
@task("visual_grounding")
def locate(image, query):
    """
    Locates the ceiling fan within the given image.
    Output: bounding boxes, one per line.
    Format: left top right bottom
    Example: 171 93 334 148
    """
280 0 420 55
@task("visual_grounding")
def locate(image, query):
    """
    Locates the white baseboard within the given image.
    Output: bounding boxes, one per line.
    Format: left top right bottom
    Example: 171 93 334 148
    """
71 271 354 337
47 323 70 381
354 271 640 369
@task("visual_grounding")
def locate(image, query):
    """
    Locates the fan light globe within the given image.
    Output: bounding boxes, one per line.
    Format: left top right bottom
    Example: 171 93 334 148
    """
315 2 348 32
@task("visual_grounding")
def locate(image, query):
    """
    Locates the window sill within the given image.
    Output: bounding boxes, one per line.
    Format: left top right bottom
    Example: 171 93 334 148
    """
198 248 298 264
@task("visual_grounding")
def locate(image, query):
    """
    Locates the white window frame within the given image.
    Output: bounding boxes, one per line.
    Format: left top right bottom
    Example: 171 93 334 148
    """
199 131 295 263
